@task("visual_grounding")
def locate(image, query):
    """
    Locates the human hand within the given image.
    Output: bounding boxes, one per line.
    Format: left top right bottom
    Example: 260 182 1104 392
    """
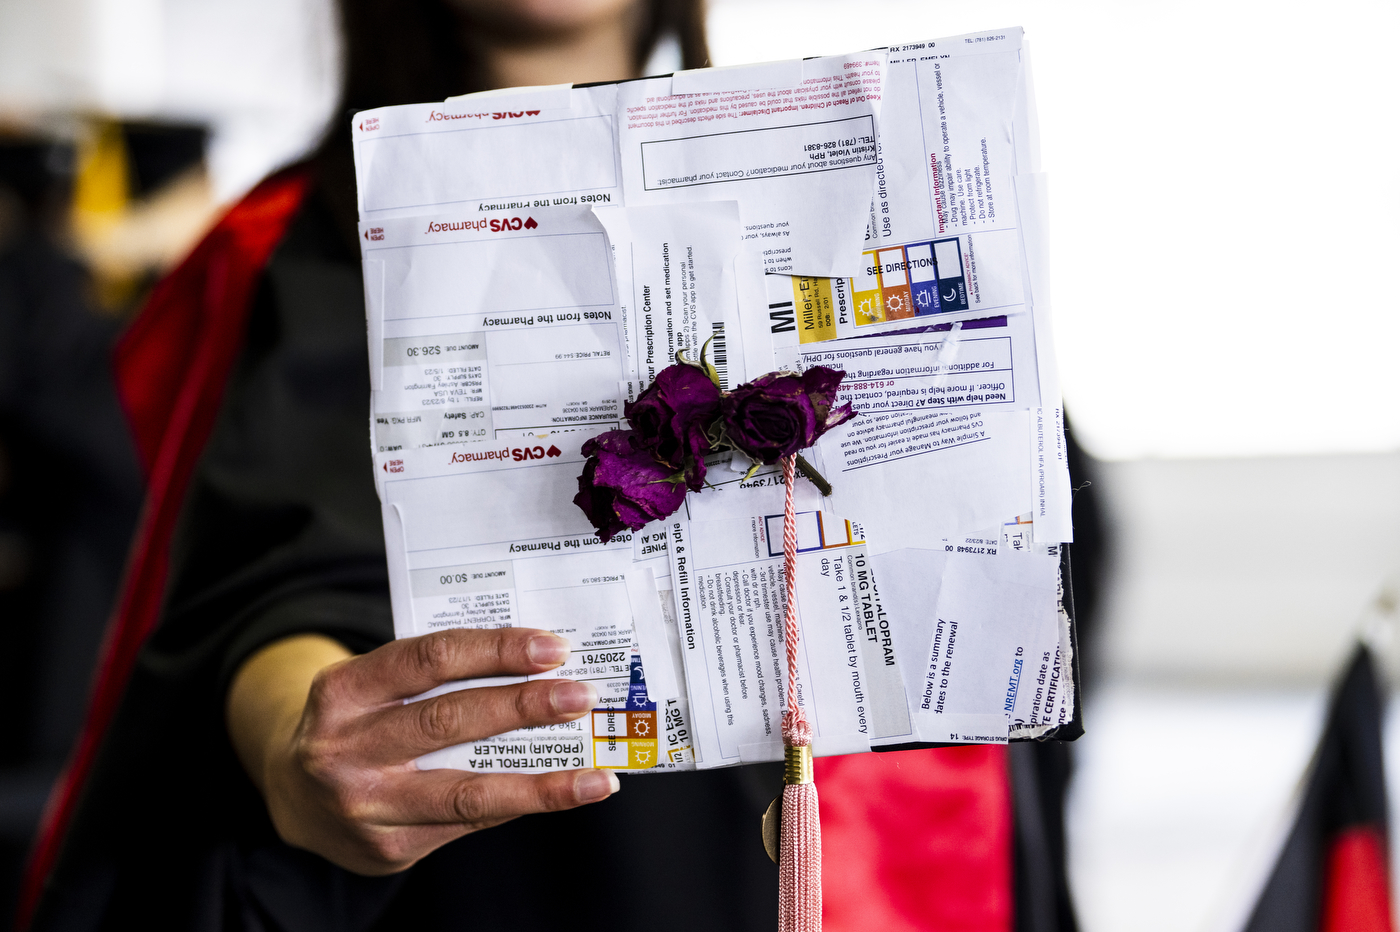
226 628 618 875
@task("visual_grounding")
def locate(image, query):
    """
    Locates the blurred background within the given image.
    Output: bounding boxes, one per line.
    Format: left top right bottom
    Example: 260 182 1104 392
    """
0 1 1396 929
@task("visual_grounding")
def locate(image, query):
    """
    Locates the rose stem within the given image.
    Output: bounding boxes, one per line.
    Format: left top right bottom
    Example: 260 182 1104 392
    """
793 454 832 497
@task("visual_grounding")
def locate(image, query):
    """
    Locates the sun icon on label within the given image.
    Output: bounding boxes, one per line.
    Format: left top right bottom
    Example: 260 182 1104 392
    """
858 298 873 316
634 750 653 766
632 718 651 735
916 291 932 307
885 293 906 315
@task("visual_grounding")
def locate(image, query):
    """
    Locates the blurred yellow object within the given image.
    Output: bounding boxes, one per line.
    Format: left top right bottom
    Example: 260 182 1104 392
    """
72 122 131 220
68 119 223 313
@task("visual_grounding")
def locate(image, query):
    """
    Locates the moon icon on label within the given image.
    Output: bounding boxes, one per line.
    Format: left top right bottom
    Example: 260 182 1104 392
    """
942 288 958 302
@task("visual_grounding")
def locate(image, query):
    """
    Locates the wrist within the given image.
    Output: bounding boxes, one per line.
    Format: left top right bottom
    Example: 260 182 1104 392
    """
227 634 353 796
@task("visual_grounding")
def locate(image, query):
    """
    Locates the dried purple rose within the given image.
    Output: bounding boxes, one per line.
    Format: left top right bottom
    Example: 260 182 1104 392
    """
624 363 722 491
573 430 687 543
575 362 855 537
720 367 855 465
798 366 856 432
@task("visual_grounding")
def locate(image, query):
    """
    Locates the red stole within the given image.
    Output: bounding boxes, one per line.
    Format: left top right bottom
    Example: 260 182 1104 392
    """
17 166 313 929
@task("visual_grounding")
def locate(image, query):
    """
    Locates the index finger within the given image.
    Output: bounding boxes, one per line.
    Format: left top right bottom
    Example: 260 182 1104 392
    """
334 628 571 706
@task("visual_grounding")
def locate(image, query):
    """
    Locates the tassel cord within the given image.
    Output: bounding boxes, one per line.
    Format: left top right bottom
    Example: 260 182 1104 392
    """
779 454 821 932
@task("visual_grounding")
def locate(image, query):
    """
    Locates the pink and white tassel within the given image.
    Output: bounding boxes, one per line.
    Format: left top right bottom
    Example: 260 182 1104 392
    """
778 454 821 932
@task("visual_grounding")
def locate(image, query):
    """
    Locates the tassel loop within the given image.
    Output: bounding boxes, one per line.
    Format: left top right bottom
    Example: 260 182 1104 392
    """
782 711 812 749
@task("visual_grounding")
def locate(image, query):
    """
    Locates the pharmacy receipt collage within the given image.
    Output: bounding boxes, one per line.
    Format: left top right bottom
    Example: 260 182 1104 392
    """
354 28 1079 775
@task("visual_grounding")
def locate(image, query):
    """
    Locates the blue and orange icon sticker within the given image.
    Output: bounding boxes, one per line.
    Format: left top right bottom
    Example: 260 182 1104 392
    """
591 651 659 770
856 237 968 324
793 237 969 342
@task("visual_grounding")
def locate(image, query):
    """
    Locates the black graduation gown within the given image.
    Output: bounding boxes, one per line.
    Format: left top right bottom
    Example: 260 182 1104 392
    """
34 193 781 932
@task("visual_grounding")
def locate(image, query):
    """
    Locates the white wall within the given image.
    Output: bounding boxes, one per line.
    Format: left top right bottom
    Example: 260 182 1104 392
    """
1097 451 1400 685
706 0 1400 462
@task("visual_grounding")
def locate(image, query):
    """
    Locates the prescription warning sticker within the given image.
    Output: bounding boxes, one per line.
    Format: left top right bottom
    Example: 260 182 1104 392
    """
769 237 970 349
591 651 659 770
590 708 658 769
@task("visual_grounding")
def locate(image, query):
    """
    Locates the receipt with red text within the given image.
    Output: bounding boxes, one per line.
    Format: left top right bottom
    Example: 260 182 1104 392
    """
359 205 628 454
376 438 693 773
352 83 622 223
615 49 886 279
754 28 1073 544
351 54 886 281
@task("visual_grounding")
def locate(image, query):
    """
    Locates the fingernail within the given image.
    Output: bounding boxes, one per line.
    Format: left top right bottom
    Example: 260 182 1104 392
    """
551 680 597 715
576 769 620 802
527 635 570 666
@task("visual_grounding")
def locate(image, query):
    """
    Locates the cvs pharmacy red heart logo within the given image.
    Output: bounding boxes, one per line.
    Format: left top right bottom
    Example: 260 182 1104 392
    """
546 444 561 457
523 217 538 229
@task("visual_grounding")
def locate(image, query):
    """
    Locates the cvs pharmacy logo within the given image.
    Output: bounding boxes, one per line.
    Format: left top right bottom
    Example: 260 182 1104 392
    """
513 444 562 461
447 444 562 466
490 216 538 232
422 217 537 236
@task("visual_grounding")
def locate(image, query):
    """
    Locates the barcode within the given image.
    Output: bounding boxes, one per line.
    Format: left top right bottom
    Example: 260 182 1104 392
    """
710 321 729 390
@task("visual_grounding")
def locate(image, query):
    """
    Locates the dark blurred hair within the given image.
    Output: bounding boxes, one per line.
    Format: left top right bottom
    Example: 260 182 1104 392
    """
315 0 707 245
339 0 709 113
